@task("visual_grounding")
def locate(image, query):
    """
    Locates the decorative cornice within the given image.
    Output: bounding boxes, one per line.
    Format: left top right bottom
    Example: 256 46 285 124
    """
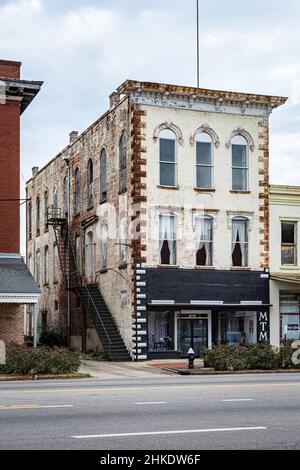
153 121 183 145
190 123 220 147
225 127 255 151
270 184 300 206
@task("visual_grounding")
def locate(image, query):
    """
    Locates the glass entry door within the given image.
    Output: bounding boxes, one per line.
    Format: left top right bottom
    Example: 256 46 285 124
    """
177 317 208 356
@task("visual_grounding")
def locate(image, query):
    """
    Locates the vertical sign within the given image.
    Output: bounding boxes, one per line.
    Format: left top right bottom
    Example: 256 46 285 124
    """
257 310 270 342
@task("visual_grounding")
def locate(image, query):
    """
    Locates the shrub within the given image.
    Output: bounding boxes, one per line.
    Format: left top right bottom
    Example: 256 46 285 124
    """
0 343 81 375
39 329 66 348
204 343 283 371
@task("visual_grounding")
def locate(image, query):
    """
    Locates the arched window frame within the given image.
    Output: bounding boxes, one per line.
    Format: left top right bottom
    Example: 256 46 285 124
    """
231 216 249 267
195 132 214 189
74 167 81 215
159 212 177 265
119 133 127 193
195 214 214 266
87 159 94 208
36 196 40 236
100 148 107 203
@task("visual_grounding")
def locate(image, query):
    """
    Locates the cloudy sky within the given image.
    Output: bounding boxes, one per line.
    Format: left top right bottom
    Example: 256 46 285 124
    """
1 0 300 252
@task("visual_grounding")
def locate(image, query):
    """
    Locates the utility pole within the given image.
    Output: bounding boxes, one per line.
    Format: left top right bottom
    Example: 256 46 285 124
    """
196 0 200 88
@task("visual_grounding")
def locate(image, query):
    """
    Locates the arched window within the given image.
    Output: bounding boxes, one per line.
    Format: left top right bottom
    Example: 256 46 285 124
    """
231 135 248 191
53 243 59 283
36 196 40 236
232 216 249 267
159 213 177 265
74 167 80 215
119 133 127 193
44 246 49 285
195 215 213 266
100 224 108 269
44 191 48 230
119 216 127 266
196 133 213 189
87 159 93 208
28 202 32 239
53 185 58 210
36 250 41 286
100 148 107 203
159 129 176 187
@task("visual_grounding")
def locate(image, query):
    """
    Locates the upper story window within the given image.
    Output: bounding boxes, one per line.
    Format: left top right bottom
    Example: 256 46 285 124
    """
119 133 127 193
119 216 127 267
35 250 41 286
196 133 213 189
231 135 248 191
195 215 213 266
44 191 48 230
53 185 58 210
63 175 69 216
28 202 32 239
100 224 108 269
159 129 176 187
87 159 93 208
281 221 297 265
74 167 80 215
36 196 40 236
100 148 107 203
44 245 49 285
232 216 249 267
53 244 59 283
159 213 177 265
75 236 81 274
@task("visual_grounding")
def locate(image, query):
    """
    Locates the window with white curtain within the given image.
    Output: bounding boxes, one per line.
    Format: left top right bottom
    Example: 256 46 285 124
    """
100 224 108 269
119 216 127 266
232 217 248 267
195 215 213 266
159 129 176 187
232 135 248 190
159 213 177 265
196 132 213 189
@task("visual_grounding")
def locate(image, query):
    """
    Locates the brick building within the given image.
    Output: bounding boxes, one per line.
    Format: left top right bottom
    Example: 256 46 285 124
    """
26 80 286 359
0 59 42 345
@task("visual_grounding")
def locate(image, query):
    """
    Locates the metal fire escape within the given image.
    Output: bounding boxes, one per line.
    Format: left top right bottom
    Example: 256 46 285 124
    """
47 206 131 361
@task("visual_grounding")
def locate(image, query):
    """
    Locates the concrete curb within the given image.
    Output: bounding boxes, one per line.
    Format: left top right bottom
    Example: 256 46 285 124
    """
163 368 300 376
0 373 91 382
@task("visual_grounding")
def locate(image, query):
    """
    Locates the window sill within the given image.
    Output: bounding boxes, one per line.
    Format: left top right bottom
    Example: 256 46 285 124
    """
53 281 58 285
194 188 216 193
87 205 94 211
230 267 251 271
99 268 108 274
195 266 216 270
119 263 128 270
280 265 299 270
157 185 179 190
43 283 49 287
100 198 107 205
44 228 48 233
119 189 127 196
230 190 251 194
158 264 179 268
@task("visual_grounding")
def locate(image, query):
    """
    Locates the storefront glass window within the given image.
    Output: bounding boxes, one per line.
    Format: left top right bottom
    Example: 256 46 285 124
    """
148 311 174 351
280 294 300 341
217 311 257 346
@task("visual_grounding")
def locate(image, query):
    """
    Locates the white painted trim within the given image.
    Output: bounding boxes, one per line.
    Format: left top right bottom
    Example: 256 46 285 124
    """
0 294 39 304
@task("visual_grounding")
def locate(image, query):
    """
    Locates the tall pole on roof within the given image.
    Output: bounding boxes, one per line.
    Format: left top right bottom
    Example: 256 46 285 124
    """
196 0 200 88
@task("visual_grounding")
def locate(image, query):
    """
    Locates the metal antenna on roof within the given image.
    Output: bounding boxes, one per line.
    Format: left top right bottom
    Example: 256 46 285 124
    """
196 0 200 88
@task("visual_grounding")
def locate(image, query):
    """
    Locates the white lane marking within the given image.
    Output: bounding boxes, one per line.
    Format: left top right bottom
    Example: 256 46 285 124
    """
135 401 167 405
222 399 253 402
41 405 74 408
71 426 266 439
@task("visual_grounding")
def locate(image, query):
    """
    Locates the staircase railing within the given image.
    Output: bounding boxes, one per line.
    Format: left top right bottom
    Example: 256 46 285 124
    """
47 205 112 356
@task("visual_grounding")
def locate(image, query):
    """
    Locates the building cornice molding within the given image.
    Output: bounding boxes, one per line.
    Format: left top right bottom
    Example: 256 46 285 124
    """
270 184 300 206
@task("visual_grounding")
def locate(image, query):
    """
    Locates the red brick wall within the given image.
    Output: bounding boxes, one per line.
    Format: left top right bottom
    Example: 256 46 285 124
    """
0 99 20 253
0 304 24 344
0 59 21 79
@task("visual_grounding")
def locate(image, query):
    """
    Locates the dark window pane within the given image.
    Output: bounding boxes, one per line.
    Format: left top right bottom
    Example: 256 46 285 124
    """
197 142 211 165
232 168 247 190
232 144 247 167
282 223 295 244
160 139 175 162
196 166 211 188
160 162 176 186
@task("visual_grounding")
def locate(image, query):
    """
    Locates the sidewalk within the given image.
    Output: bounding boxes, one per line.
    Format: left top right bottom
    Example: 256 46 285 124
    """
79 358 201 379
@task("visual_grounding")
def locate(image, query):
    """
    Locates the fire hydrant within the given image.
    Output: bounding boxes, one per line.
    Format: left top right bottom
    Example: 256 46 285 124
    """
187 347 195 369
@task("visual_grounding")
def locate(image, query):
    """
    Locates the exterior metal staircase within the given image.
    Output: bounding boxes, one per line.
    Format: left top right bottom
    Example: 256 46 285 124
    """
47 206 131 361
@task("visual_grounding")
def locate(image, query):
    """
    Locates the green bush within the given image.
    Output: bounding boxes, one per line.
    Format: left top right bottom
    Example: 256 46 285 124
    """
203 342 298 371
0 343 81 375
39 329 66 348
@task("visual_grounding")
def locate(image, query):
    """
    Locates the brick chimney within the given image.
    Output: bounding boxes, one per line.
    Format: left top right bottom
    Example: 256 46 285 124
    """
69 131 78 144
0 59 21 79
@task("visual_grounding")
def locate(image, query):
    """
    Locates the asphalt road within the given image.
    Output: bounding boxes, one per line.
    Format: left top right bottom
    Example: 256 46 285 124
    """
0 373 300 450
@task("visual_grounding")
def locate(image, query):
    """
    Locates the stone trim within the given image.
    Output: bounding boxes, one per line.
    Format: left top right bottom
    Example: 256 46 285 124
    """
190 123 220 147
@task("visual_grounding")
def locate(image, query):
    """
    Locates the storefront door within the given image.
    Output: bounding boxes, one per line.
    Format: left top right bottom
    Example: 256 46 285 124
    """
177 316 208 356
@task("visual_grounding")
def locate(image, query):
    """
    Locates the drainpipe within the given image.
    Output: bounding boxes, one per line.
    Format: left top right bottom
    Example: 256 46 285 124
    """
62 155 71 349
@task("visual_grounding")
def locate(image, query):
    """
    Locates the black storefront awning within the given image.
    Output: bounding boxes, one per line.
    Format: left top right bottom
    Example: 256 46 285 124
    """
148 303 272 310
